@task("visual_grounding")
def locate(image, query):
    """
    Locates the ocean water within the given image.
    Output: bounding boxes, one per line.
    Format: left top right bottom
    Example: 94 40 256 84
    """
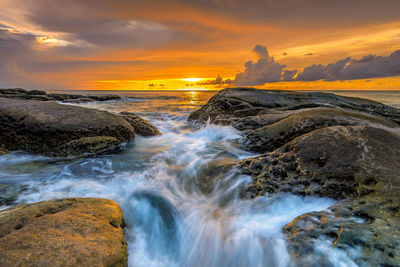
1 89 399 266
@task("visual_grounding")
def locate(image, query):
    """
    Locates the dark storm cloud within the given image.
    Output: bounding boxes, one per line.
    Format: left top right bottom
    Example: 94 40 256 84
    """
234 45 286 85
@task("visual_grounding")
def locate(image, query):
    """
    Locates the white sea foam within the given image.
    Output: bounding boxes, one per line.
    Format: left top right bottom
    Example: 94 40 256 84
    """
6 101 360 267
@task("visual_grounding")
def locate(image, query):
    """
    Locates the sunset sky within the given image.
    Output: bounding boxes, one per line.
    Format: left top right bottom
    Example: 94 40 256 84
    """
1 0 400 90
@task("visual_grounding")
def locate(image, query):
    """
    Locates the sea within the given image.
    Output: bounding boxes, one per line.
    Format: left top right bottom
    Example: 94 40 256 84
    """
1 89 399 267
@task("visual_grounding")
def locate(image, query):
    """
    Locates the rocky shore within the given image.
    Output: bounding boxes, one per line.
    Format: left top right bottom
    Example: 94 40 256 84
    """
189 87 400 266
2 87 399 265
0 89 163 265
0 89 161 157
0 88 121 103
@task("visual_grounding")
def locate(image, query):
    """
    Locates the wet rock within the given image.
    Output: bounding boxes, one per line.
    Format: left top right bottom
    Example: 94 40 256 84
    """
239 126 400 265
0 88 27 95
244 108 397 153
0 97 134 157
0 184 28 207
0 88 121 103
189 87 400 126
190 87 400 265
26 90 47 96
0 198 127 266
120 112 161 137
283 198 400 266
240 126 400 199
48 136 122 157
0 146 7 155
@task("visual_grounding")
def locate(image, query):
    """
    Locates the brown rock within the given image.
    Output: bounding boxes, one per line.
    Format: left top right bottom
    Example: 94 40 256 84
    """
0 198 127 267
0 98 134 157
120 112 161 137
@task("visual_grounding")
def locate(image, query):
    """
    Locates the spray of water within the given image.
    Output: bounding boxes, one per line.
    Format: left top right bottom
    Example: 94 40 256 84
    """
1 104 359 266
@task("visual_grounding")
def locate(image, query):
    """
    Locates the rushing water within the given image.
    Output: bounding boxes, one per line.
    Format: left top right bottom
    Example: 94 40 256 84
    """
2 90 399 266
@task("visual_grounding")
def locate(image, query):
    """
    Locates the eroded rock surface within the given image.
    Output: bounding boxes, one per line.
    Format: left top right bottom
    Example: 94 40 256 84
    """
190 88 400 265
0 198 127 267
244 108 397 153
119 112 161 137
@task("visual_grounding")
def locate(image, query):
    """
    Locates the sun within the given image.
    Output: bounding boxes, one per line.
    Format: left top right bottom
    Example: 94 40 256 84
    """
182 78 202 82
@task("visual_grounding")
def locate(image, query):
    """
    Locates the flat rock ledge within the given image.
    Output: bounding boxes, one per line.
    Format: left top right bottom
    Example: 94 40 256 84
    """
189 87 400 266
0 198 127 267
0 88 121 103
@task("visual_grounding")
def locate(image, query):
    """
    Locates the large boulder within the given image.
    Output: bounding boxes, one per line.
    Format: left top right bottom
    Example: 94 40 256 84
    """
244 108 397 153
190 88 400 265
239 126 400 265
189 88 400 126
240 126 400 200
0 198 127 266
119 112 161 137
0 97 134 157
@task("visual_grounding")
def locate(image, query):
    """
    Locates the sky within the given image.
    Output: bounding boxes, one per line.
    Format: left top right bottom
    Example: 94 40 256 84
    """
1 0 400 90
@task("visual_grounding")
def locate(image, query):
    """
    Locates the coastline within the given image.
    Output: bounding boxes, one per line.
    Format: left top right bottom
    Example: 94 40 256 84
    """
1 87 400 266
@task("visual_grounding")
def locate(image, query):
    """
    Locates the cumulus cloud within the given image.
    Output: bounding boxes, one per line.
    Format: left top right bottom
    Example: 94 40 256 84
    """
226 45 400 86
234 45 286 85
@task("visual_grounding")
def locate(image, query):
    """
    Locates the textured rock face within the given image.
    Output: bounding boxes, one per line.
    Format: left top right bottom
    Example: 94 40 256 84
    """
120 112 161 137
244 108 398 153
189 87 400 126
0 97 134 157
0 88 121 103
283 198 400 267
190 88 400 265
240 126 400 199
0 198 127 267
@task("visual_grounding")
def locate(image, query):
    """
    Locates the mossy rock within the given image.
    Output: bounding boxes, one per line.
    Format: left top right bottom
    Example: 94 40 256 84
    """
0 198 127 266
48 136 121 157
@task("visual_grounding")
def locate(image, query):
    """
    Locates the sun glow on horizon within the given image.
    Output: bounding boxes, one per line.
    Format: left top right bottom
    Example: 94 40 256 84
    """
182 78 203 82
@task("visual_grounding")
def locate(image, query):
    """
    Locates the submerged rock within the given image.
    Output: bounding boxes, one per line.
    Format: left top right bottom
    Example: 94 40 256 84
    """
0 198 127 266
0 184 28 207
120 112 161 137
0 97 134 157
0 88 121 103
